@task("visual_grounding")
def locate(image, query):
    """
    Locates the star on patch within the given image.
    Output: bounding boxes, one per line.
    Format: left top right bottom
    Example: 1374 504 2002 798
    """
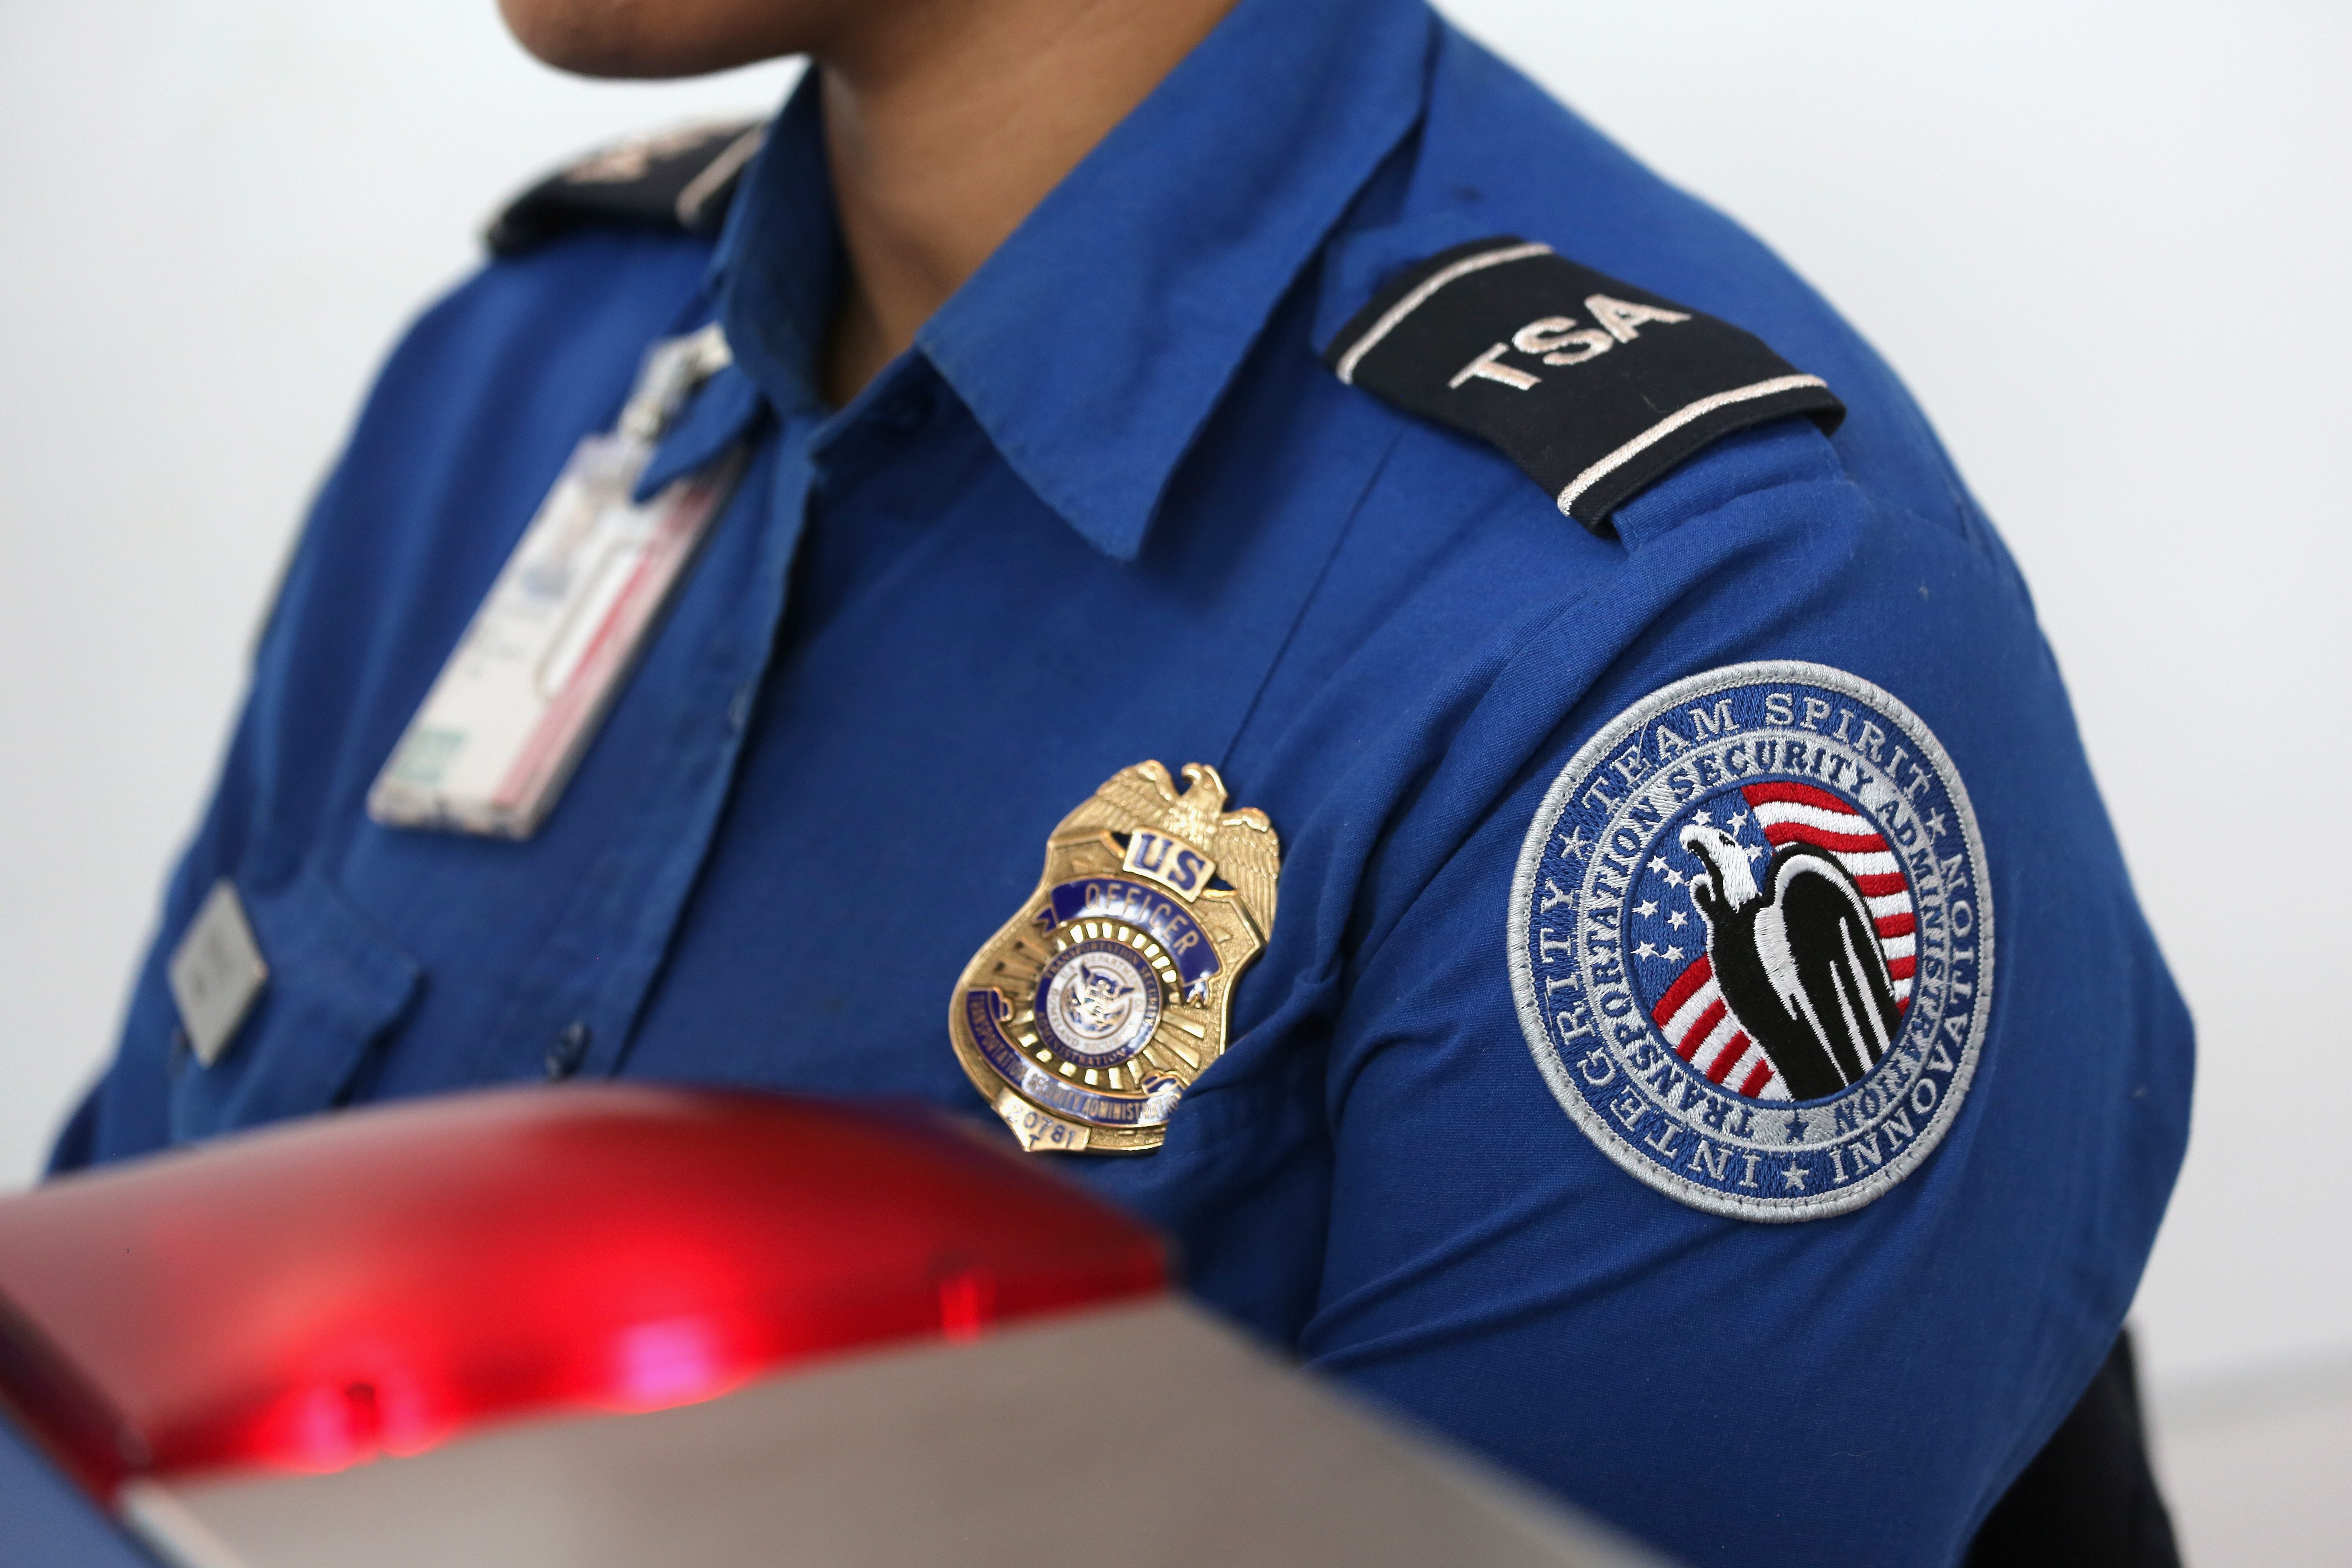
1692 809 1712 826
1635 898 1659 919
1557 826 1592 861
1728 811 1748 833
1664 945 1684 962
1634 941 1659 960
1667 909 1688 929
1924 808 1949 841
1647 855 1669 875
1742 842 1765 862
1782 1164 1809 1190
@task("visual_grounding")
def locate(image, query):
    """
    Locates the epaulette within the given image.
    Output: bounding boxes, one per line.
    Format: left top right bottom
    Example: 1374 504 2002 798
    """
1325 238 1844 535
486 119 768 258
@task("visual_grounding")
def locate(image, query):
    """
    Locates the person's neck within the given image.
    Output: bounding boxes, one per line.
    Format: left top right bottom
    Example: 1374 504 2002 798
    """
815 0 1239 407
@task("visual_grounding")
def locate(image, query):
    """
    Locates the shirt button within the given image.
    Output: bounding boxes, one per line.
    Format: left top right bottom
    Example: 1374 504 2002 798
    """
545 1021 592 1080
874 385 933 434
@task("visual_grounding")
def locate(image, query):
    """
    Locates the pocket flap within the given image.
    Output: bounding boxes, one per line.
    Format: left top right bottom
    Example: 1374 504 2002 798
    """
169 867 422 1141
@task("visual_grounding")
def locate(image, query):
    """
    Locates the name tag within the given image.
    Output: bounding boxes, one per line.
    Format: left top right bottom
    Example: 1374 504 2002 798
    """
169 879 269 1066
368 327 742 838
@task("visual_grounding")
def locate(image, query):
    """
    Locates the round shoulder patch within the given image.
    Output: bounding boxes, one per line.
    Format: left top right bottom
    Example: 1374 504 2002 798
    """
1508 662 1993 1221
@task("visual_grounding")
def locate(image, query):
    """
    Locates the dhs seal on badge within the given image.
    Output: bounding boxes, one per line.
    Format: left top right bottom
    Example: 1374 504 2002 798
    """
1508 662 1993 1221
950 762 1279 1155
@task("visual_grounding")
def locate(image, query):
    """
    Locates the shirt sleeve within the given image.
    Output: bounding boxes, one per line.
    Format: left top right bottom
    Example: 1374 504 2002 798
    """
1294 427 2192 1568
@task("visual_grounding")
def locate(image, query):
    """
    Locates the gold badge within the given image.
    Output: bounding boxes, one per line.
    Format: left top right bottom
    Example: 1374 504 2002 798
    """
949 762 1281 1154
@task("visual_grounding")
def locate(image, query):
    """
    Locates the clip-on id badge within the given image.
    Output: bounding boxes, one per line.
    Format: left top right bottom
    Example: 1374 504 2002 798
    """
368 324 744 838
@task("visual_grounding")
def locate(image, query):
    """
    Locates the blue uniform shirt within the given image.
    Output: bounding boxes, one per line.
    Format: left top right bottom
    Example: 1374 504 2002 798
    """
56 0 2192 1560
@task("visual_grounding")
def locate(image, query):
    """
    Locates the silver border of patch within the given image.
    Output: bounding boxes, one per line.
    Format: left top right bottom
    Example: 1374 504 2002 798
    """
1506 659 1996 1223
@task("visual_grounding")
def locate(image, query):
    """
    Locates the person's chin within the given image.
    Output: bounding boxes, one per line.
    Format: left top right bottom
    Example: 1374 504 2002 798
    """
496 0 812 80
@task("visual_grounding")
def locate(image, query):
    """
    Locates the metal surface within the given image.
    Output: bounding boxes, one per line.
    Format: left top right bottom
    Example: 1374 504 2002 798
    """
128 1299 1669 1568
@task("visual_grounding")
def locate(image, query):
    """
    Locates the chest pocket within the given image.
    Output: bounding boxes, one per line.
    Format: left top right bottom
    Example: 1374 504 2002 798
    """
168 864 422 1143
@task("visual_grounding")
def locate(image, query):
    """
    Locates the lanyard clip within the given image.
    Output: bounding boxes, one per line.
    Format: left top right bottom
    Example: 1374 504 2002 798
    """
616 323 733 445
368 319 748 839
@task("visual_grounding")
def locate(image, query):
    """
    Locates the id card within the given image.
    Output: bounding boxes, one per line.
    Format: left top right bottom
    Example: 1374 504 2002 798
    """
369 327 742 838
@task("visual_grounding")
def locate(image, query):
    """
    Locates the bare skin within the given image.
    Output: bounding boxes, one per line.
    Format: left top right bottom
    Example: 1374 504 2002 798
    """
497 0 1243 405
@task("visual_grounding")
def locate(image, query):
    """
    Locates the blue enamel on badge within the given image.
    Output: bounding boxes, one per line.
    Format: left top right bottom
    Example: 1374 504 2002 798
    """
1508 662 1994 1221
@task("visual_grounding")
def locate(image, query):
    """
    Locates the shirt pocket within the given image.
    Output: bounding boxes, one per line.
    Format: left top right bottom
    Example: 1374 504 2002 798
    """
168 864 423 1143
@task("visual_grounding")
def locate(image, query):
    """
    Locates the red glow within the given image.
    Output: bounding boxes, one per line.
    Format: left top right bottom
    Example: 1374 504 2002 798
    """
606 1315 737 1412
0 1088 1165 1489
936 1268 997 1344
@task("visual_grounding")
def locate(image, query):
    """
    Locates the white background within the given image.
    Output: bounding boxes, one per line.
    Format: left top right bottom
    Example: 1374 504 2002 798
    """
2 2 2345 1556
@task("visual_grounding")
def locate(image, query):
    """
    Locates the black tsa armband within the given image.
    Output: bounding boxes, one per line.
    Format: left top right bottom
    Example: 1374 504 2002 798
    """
1325 238 1845 533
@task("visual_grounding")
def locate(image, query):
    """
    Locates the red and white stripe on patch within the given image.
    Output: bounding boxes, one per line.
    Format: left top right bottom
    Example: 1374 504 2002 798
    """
1650 780 1916 1101
1649 954 1786 1099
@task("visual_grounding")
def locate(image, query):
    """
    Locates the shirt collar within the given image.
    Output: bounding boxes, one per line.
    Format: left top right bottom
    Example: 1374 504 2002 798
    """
712 0 1434 560
710 76 840 423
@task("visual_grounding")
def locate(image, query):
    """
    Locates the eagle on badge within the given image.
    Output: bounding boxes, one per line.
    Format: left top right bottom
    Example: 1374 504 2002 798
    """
1057 762 1280 938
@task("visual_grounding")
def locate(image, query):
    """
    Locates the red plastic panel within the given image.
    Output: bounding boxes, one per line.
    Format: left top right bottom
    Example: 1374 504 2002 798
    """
0 1087 1165 1489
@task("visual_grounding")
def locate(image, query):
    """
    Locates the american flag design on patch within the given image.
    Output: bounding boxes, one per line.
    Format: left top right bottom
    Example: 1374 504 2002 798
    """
1642 780 1917 1101
1510 661 1993 1222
